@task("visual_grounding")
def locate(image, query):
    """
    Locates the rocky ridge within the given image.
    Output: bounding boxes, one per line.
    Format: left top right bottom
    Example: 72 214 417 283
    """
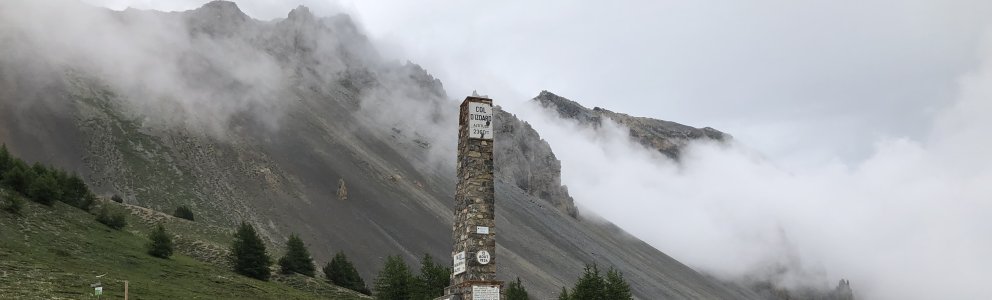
533 90 729 159
0 1 765 298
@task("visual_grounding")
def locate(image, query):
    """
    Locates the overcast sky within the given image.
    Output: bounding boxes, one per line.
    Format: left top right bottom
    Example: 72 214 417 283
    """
84 0 992 167
74 1 992 298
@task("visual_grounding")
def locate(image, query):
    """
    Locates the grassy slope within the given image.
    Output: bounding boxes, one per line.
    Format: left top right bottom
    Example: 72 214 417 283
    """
0 190 368 300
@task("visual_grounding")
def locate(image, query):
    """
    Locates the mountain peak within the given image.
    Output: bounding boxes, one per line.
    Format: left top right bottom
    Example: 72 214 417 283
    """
533 90 601 124
532 91 729 159
287 5 315 22
186 0 250 35
196 1 248 19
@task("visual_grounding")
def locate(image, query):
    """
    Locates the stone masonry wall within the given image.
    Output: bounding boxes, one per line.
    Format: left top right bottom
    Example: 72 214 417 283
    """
452 97 498 285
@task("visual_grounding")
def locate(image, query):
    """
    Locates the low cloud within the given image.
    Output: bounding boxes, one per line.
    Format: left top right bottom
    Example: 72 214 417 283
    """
507 42 992 300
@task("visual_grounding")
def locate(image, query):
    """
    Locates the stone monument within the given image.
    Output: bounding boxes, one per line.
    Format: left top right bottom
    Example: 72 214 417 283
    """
439 95 502 300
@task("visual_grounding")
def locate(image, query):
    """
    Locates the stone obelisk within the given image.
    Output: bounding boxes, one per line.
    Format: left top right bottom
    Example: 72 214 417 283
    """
440 95 502 300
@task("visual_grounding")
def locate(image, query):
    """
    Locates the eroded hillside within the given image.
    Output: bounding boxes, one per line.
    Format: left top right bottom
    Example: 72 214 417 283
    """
0 1 765 298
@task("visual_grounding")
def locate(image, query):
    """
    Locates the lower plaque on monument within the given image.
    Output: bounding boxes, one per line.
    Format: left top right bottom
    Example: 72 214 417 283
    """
472 285 500 300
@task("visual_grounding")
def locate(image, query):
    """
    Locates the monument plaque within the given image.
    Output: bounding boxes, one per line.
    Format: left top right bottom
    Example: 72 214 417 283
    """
453 251 466 275
472 286 500 300
467 102 493 140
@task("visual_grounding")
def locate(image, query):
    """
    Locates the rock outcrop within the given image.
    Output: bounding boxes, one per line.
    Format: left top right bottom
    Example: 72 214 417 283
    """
337 178 348 201
533 90 729 159
0 2 763 298
494 107 578 218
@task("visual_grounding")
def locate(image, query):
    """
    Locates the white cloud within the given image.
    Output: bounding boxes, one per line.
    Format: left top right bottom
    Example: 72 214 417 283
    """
30 1 992 298
507 40 992 299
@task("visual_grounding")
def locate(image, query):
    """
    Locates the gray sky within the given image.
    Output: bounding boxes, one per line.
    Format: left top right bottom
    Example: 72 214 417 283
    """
84 0 992 167
73 1 992 298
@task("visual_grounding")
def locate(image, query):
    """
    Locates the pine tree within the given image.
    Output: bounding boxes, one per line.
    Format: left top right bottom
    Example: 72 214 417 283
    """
30 162 47 178
28 172 62 206
505 277 530 300
147 224 174 259
2 162 34 195
604 267 632 300
324 251 371 295
558 286 570 300
278 234 316 277
230 221 272 280
412 253 451 300
60 173 93 210
570 264 606 300
374 255 414 300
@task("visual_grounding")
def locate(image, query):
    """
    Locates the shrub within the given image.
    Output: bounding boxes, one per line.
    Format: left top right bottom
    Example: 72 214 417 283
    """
3 194 24 214
147 224 174 259
96 206 127 230
278 234 315 277
173 205 194 221
324 251 370 295
0 144 11 178
230 222 272 280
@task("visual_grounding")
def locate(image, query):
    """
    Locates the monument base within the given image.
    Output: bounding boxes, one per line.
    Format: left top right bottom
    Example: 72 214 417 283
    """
435 280 504 300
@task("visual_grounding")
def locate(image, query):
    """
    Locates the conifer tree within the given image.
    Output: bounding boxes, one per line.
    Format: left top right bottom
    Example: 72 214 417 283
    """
147 224 174 259
604 267 632 300
231 221 272 280
2 162 33 195
324 251 371 295
413 253 451 299
28 172 61 206
278 234 316 277
30 162 47 177
374 255 414 300
558 286 570 300
570 264 606 300
60 173 93 210
505 277 530 300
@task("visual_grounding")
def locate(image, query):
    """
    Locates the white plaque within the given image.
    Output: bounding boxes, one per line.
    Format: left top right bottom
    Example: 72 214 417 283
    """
468 102 493 140
476 226 490 234
453 251 466 275
472 285 500 300
476 250 491 265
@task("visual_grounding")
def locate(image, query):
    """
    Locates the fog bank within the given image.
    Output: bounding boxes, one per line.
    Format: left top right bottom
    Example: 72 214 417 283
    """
508 43 992 299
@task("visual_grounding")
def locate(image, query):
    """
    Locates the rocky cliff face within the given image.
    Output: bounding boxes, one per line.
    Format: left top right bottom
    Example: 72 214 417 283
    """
494 107 579 218
0 1 763 299
533 90 729 159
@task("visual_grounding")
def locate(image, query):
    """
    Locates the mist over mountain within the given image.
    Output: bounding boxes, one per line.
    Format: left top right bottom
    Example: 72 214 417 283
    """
0 1 771 299
5 1 990 299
